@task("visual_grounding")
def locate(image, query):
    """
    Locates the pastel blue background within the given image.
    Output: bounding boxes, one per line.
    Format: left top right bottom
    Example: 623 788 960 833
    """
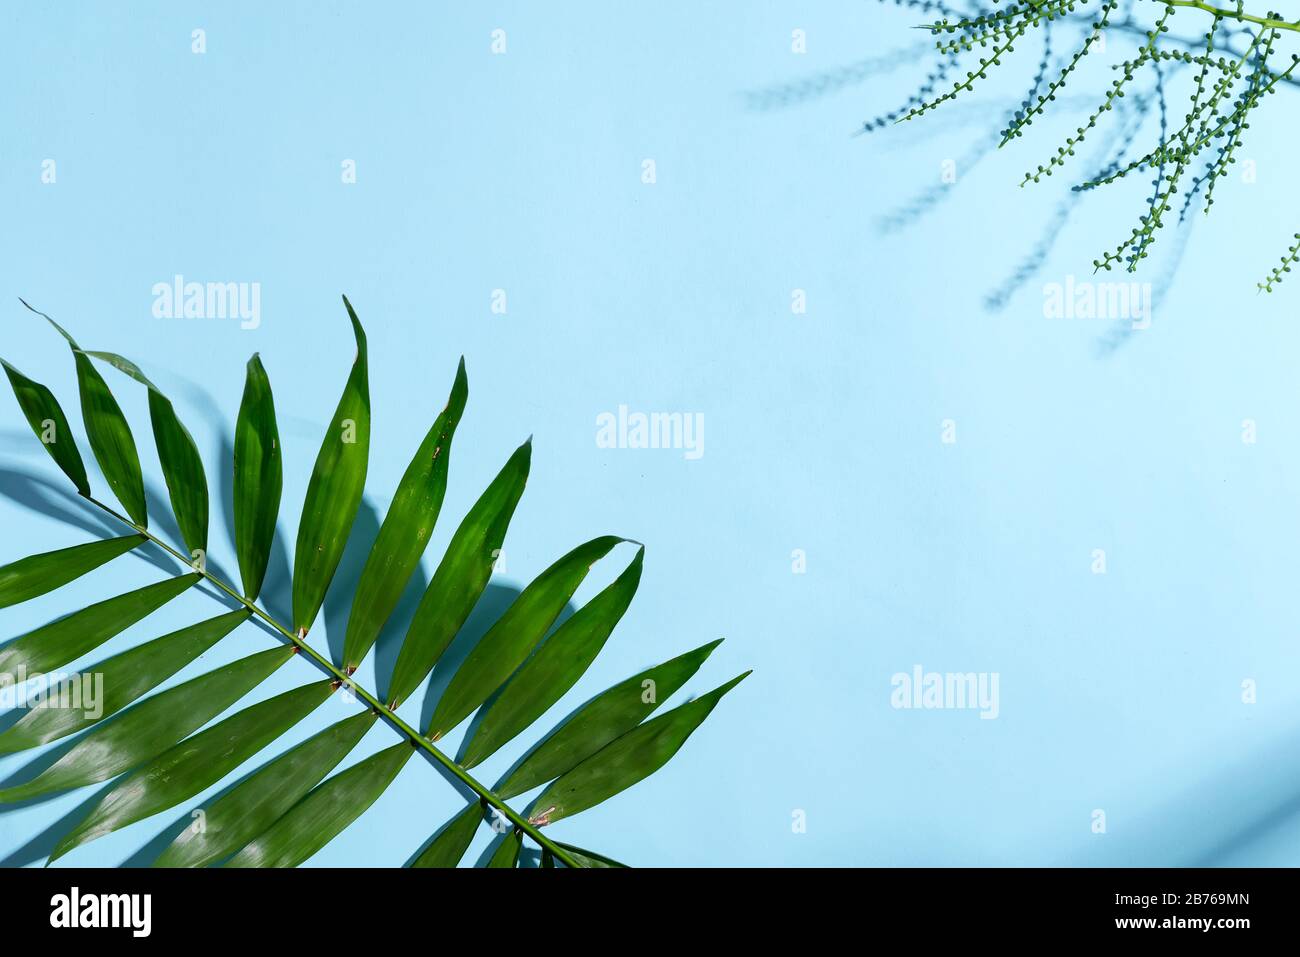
3 0 1299 867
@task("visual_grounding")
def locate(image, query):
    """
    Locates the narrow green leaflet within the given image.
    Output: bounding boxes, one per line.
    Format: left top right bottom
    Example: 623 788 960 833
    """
408 802 481 868
0 574 199 678
291 297 370 636
224 741 413 868
554 842 628 868
387 438 532 707
74 348 149 526
460 547 643 768
497 639 723 799
485 828 522 868
0 609 250 754
342 359 468 671
30 308 149 527
0 644 290 802
528 671 750 826
1 358 90 495
0 535 144 609
82 351 210 557
232 354 282 600
428 536 625 740
49 679 335 861
156 709 377 868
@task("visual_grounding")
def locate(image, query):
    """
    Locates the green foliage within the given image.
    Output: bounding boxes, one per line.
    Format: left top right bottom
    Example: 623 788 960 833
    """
0 297 745 868
878 0 1300 289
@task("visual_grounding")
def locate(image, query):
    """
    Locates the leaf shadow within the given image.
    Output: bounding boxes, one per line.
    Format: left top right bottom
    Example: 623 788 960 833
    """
0 466 172 575
1103 722 1300 867
0 787 108 867
372 562 432 702
321 500 382 669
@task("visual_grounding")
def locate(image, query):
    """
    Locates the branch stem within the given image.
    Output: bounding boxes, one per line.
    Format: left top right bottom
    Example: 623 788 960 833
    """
82 494 579 869
1163 0 1300 34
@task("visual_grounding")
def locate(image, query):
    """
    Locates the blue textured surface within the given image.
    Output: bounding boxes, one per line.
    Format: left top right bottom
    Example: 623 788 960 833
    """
2 1 1299 866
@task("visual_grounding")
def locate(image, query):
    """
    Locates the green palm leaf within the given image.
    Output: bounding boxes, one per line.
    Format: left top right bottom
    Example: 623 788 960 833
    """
386 437 531 707
408 802 482 868
0 574 199 677
342 358 467 672
224 742 412 868
459 547 643 768
0 297 745 868
28 309 149 527
0 609 250 753
0 644 292 802
485 828 522 868
80 351 210 558
528 672 750 827
233 354 283 600
291 296 369 636
156 710 376 868
552 842 627 868
428 535 625 740
49 679 335 861
0 358 90 495
0 535 144 609
496 638 723 799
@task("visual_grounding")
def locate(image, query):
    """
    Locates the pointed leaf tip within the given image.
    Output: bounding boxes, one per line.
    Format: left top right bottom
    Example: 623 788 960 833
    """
427 535 629 739
291 295 372 633
342 360 470 669
234 353 283 600
460 541 644 767
495 636 726 800
527 669 748 825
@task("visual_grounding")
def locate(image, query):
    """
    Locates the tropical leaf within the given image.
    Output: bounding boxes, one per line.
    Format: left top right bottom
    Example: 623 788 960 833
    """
223 742 412 868
1 358 90 495
408 801 482 868
0 644 292 802
81 351 210 558
552 842 628 868
0 609 250 753
291 296 369 636
428 535 624 740
342 358 467 672
527 672 749 826
0 574 199 677
459 547 643 768
386 437 531 707
233 354 282 600
0 298 744 868
496 639 723 799
485 827 522 868
0 535 144 609
156 710 376 868
28 310 150 527
49 679 335 861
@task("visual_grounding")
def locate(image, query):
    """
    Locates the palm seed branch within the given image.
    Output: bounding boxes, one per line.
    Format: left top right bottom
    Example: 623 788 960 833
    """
0 295 747 868
873 0 1300 289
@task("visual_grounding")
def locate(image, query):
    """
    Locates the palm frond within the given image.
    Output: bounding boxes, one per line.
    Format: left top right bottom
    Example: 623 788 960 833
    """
0 296 745 868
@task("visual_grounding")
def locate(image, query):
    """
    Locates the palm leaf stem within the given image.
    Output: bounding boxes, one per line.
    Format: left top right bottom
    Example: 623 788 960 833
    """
80 494 580 868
